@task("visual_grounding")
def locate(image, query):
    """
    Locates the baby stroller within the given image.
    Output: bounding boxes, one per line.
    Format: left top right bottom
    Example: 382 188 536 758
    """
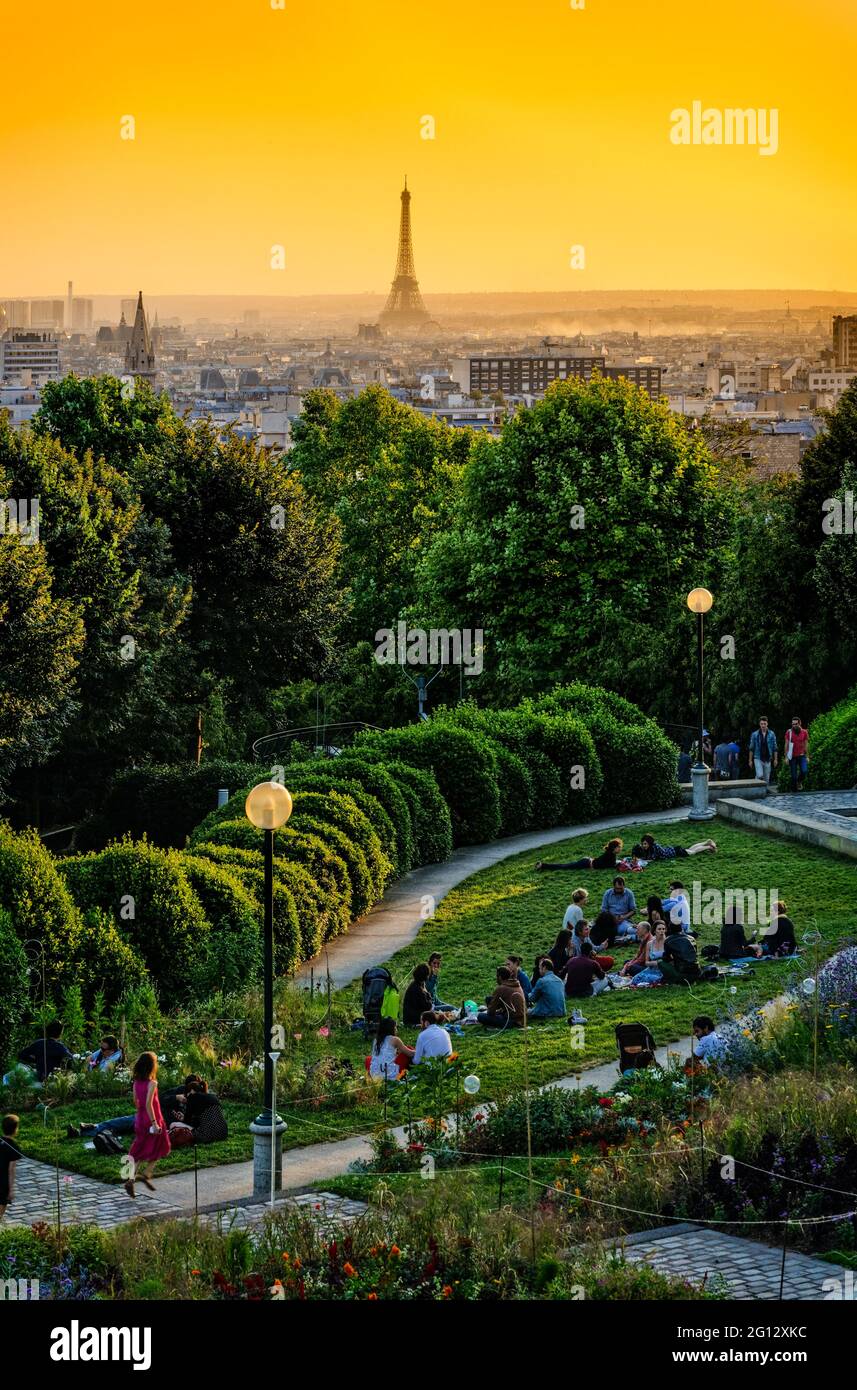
615 1022 657 1075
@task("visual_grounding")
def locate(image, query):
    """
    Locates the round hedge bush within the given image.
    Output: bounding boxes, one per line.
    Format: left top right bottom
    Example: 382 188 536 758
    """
357 724 501 846
532 682 649 727
291 756 414 873
289 789 391 898
188 843 304 975
289 811 375 918
181 855 263 994
0 908 29 1069
801 690 857 790
58 839 210 1002
353 755 452 865
486 741 535 836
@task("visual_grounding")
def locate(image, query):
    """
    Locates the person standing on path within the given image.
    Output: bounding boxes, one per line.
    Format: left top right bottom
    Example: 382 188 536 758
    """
124 1052 171 1199
783 717 809 792
749 716 778 785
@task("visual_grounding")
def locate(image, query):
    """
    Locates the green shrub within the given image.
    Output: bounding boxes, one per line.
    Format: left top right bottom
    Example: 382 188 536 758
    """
59 839 210 1001
534 681 649 727
292 756 413 873
289 810 375 918
194 817 260 853
190 842 319 971
354 756 453 865
181 856 263 994
357 723 501 845
77 759 263 850
802 689 857 790
0 908 28 1069
279 771 398 869
522 748 564 827
485 741 535 836
289 789 391 897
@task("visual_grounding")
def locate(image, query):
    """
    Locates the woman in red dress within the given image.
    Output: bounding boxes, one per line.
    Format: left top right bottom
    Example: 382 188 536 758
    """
123 1051 171 1198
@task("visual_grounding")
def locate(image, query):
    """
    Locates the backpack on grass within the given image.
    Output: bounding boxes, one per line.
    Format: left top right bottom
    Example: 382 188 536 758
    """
93 1130 125 1156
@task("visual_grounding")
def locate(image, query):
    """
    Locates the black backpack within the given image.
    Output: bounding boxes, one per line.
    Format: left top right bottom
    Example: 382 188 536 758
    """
361 966 395 1037
93 1130 125 1156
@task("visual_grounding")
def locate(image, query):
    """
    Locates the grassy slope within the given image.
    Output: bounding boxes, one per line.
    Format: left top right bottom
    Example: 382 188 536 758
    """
26 820 851 1182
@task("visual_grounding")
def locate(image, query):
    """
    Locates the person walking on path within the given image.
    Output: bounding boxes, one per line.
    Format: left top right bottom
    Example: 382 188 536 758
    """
749 716 778 785
124 1052 171 1199
784 717 809 792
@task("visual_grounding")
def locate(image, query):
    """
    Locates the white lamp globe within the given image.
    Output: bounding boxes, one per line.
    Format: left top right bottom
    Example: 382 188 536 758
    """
245 781 293 831
686 587 714 614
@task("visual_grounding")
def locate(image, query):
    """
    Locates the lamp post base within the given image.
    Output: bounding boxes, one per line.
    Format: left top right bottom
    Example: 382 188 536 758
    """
687 763 716 821
250 1115 286 1198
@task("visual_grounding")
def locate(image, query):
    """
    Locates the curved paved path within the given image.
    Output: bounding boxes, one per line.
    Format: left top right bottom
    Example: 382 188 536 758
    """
296 805 690 991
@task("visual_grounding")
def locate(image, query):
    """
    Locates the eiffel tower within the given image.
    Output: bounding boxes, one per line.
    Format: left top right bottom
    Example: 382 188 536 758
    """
378 179 434 330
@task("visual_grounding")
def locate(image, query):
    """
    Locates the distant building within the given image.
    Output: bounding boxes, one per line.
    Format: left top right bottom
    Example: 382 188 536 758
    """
357 322 382 343
453 354 662 399
0 330 61 384
808 369 856 402
124 291 157 385
29 299 65 329
1 300 30 329
71 298 93 332
833 315 857 370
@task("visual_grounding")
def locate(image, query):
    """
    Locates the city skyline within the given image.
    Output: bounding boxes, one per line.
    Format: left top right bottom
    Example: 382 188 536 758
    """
3 0 855 298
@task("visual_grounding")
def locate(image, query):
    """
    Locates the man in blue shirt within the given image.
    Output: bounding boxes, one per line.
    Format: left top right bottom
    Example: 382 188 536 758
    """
506 955 532 996
600 878 637 934
749 717 778 785
527 960 567 1019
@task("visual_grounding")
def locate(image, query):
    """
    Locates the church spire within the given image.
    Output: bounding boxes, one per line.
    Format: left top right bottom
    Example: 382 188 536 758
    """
125 290 156 383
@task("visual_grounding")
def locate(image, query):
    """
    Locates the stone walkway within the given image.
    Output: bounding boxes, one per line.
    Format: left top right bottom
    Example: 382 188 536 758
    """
614 1224 854 1300
718 788 857 861
3 1157 184 1230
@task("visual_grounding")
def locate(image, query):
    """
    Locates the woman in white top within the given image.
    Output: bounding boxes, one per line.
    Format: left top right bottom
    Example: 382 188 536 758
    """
369 1016 414 1084
562 889 589 931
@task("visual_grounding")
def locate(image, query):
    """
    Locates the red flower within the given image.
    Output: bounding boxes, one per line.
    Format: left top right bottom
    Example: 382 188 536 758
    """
597 1097 614 1108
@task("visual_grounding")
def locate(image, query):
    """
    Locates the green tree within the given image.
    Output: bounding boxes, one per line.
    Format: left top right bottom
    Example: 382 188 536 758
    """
0 532 84 799
415 374 734 716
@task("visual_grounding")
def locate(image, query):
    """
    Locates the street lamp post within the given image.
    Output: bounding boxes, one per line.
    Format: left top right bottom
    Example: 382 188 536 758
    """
245 779 293 1197
686 588 716 822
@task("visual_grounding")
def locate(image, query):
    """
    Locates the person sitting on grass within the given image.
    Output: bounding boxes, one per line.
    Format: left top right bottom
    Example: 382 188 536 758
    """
0 1115 22 1222
16 1020 73 1083
403 963 435 1026
413 1011 454 1064
167 1080 228 1146
562 888 589 930
369 1017 414 1083
478 967 526 1029
662 881 693 935
692 1015 726 1066
427 952 456 1013
506 954 532 995
720 905 762 959
639 833 716 861
642 895 666 930
620 921 654 977
757 900 797 957
586 913 617 970
600 876 639 940
563 941 611 998
527 959 567 1019
657 927 700 985
86 1035 124 1072
548 928 574 973
535 838 624 873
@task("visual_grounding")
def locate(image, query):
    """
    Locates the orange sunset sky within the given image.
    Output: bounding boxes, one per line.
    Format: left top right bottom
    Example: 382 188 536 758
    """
2 0 855 296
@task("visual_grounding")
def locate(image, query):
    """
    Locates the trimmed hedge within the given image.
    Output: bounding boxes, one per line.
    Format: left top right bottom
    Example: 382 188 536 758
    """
290 811 375 918
289 789 391 898
533 682 650 728
356 724 501 846
352 756 453 865
189 843 304 974
0 908 29 1068
797 690 857 791
181 855 263 994
77 760 262 851
0 824 143 1006
59 840 210 1002
290 757 414 873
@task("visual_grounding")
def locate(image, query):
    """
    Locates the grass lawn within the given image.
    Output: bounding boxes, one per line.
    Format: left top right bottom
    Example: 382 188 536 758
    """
318 1157 570 1211
33 819 853 1183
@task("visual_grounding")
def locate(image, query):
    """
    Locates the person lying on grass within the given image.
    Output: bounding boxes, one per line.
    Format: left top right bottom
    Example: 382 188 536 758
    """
535 837 623 873
638 833 716 861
